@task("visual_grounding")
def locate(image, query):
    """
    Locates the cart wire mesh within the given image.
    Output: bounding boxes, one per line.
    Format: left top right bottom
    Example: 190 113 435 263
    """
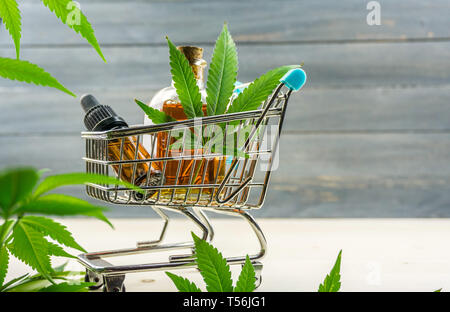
82 85 292 210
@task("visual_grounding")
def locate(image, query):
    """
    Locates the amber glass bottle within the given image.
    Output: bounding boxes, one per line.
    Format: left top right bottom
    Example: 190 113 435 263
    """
106 139 148 185
143 46 225 200
81 95 152 192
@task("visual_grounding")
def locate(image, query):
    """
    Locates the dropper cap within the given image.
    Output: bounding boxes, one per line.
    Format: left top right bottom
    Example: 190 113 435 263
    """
81 94 128 131
81 94 101 112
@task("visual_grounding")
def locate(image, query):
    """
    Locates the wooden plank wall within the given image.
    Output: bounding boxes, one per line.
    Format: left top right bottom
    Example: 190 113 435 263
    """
1 0 449 217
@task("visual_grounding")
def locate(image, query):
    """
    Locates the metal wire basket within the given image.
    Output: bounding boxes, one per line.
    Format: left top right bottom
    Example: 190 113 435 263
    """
77 68 307 292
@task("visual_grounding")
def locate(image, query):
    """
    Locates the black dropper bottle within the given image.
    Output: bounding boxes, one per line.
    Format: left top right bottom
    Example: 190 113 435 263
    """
81 94 128 131
80 94 150 191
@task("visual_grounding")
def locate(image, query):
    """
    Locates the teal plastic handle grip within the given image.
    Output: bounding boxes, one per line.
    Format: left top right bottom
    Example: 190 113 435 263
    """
280 68 307 91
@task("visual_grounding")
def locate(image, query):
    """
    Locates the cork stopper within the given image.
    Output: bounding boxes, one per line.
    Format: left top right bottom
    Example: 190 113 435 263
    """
177 46 205 80
177 46 203 64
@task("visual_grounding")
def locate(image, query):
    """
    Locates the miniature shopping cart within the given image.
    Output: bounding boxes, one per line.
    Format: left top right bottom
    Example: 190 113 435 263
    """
77 68 307 292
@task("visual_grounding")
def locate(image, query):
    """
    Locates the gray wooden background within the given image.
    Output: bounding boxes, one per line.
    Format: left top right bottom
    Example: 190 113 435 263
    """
1 0 449 217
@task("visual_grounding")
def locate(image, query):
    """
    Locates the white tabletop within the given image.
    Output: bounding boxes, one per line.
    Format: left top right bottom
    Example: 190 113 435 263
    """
6 218 450 292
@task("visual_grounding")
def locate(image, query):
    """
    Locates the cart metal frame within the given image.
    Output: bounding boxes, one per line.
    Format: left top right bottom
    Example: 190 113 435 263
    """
77 69 306 292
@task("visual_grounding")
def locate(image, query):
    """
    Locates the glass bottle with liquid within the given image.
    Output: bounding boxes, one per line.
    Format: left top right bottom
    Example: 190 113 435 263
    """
81 94 159 200
143 46 225 201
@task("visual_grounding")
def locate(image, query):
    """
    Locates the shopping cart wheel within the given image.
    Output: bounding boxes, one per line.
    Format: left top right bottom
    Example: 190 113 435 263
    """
102 274 126 292
250 262 263 289
84 269 103 290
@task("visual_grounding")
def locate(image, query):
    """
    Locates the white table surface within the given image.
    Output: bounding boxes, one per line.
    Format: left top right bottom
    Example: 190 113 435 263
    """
6 218 450 292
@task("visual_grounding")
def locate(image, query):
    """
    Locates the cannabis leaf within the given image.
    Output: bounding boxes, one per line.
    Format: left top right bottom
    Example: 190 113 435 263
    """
9 221 52 281
0 0 21 58
0 57 75 97
167 37 204 119
227 65 301 114
192 232 233 292
1 266 85 292
40 0 106 62
0 246 9 286
207 142 249 159
0 167 116 292
0 273 29 292
135 99 176 124
18 194 112 228
234 255 256 292
0 167 39 216
46 242 75 259
206 123 258 159
20 216 86 252
33 172 143 198
38 282 94 292
206 23 238 116
0 220 14 247
166 232 256 292
165 272 202 292
318 250 342 292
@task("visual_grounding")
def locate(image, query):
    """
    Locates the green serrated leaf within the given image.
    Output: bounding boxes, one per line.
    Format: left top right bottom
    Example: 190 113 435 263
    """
210 145 249 159
166 272 202 292
9 221 53 281
0 57 75 96
0 273 29 292
206 124 257 159
47 242 75 259
6 277 74 292
41 0 105 62
0 0 21 58
192 232 233 292
135 99 176 124
17 194 113 228
5 278 54 292
52 261 69 273
37 168 51 178
234 255 255 292
0 246 9 286
20 216 86 252
0 167 39 216
33 172 143 198
434 288 442 292
206 23 238 116
166 37 204 119
168 129 203 151
2 265 81 292
0 220 14 248
227 65 301 114
5 278 53 292
318 250 342 292
38 281 93 292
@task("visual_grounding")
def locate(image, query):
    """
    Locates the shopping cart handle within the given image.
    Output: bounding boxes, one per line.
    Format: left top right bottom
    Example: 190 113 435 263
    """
280 68 307 91
215 68 306 204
